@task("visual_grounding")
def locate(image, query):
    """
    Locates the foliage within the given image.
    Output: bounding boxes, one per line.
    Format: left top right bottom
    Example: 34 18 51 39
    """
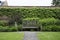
0 8 60 31
0 8 22 26
42 25 60 31
7 26 17 32
39 18 59 26
17 25 22 31
0 8 60 19
52 0 60 6
0 26 8 32
0 25 22 32
0 20 8 26
23 18 39 27
38 18 60 31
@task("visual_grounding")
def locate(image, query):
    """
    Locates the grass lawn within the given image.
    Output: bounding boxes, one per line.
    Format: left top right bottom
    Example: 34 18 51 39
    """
37 32 60 40
0 32 24 40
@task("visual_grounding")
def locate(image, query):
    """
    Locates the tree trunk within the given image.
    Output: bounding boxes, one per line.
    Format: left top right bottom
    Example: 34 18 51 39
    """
40 24 42 31
15 22 18 31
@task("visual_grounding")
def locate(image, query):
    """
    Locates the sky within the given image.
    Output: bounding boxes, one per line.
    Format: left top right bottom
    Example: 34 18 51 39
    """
0 0 52 6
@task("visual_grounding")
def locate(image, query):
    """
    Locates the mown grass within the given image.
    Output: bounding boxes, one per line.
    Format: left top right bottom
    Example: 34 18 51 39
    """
37 32 60 40
0 32 24 40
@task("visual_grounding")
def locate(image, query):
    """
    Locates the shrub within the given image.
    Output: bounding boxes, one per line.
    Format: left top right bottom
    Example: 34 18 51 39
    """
17 25 22 31
39 18 58 26
52 25 60 31
38 18 60 31
0 8 60 19
7 26 17 32
0 20 8 26
42 25 52 31
42 25 60 31
55 19 60 25
0 26 8 32
0 8 60 31
0 26 18 32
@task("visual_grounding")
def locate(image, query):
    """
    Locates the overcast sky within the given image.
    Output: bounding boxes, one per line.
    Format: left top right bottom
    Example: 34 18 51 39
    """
0 0 52 6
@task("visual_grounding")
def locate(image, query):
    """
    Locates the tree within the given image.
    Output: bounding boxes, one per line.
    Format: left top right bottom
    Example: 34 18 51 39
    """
52 0 60 6
8 9 22 26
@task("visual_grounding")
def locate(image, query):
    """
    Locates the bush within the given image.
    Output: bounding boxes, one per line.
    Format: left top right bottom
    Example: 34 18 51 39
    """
0 26 18 32
42 25 52 31
0 8 60 31
0 20 8 26
39 18 59 26
42 25 60 31
38 18 60 31
0 25 23 32
0 8 60 19
52 25 60 31
0 26 8 32
17 25 22 31
55 20 60 25
7 26 17 32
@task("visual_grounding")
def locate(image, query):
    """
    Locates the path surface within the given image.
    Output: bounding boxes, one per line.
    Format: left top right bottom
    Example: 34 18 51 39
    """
23 32 38 40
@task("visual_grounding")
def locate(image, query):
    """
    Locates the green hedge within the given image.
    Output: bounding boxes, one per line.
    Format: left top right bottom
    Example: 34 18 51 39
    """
0 25 22 32
0 8 60 31
23 18 60 31
0 20 8 26
39 18 59 26
38 18 60 31
42 25 60 31
0 8 60 19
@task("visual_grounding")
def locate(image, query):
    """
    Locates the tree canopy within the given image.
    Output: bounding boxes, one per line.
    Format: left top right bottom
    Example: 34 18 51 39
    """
52 0 60 6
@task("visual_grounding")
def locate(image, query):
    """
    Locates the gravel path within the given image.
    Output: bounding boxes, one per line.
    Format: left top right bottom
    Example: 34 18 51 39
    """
23 32 38 40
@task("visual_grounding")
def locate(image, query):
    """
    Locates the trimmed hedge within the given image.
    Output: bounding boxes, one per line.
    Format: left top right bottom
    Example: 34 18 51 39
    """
23 18 60 31
0 20 8 26
0 25 22 32
39 18 59 26
0 8 60 19
38 18 60 31
42 25 60 31
0 8 60 31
